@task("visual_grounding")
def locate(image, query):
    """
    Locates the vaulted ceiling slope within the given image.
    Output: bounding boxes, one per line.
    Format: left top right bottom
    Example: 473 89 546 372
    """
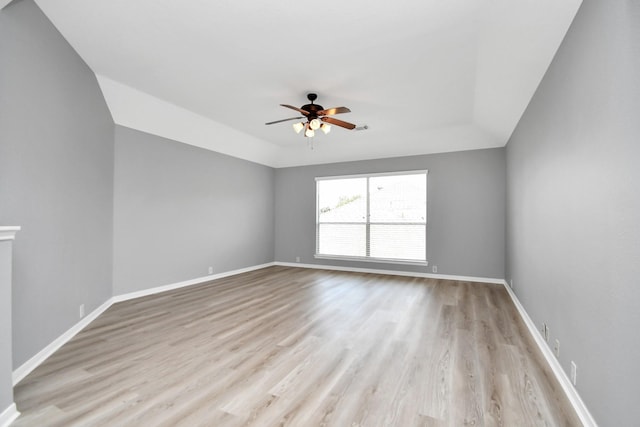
33 0 582 168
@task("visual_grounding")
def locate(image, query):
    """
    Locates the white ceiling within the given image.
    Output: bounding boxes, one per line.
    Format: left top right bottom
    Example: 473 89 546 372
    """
33 0 582 168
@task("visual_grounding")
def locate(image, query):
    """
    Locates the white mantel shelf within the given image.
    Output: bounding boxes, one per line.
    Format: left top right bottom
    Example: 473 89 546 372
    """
0 226 20 241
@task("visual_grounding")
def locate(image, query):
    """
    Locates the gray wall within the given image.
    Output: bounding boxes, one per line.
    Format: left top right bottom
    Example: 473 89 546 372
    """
0 0 114 367
275 148 505 279
505 0 640 425
113 126 275 295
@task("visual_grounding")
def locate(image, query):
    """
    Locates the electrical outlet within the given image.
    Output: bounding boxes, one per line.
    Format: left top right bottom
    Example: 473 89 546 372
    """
570 361 577 386
542 323 549 342
432 265 437 273
295 256 300 263
554 339 560 357
79 304 85 319
208 266 213 275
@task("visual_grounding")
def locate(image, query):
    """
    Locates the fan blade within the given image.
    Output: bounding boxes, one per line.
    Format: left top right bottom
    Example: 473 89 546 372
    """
321 116 356 130
265 117 302 125
280 104 309 115
317 106 351 116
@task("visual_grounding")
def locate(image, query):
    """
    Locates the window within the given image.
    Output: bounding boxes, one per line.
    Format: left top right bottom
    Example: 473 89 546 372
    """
315 171 427 264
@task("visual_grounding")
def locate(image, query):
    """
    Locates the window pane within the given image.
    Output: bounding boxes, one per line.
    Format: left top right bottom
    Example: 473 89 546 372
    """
370 224 426 261
318 178 367 223
318 224 366 257
369 174 426 223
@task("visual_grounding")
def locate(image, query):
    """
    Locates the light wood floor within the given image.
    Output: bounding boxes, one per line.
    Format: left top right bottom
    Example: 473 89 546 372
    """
13 266 581 426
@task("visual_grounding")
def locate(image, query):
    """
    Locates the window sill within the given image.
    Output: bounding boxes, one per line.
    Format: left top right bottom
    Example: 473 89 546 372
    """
314 254 428 267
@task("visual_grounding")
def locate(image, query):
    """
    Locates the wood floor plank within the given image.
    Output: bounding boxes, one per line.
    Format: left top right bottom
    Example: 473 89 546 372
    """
13 266 582 426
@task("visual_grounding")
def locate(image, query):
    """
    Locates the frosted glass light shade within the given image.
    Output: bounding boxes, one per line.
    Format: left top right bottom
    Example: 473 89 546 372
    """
320 123 331 134
309 118 321 130
292 122 304 133
305 128 315 138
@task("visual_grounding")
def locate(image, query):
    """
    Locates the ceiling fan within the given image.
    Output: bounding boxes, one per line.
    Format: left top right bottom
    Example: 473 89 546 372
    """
265 93 356 138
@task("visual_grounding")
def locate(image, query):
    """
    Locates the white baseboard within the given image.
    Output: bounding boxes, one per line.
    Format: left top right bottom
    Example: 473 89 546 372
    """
274 261 505 285
111 262 276 303
0 403 19 427
13 262 276 386
12 297 113 385
501 280 597 427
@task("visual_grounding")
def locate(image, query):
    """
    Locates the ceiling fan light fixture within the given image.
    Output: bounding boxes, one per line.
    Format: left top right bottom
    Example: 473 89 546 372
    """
267 94 356 141
309 118 321 130
292 122 304 134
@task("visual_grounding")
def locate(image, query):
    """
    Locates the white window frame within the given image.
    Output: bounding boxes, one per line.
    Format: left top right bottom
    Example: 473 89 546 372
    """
314 170 428 266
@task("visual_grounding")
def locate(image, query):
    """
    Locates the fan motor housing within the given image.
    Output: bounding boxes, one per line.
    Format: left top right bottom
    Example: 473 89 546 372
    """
301 103 324 116
301 92 322 117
